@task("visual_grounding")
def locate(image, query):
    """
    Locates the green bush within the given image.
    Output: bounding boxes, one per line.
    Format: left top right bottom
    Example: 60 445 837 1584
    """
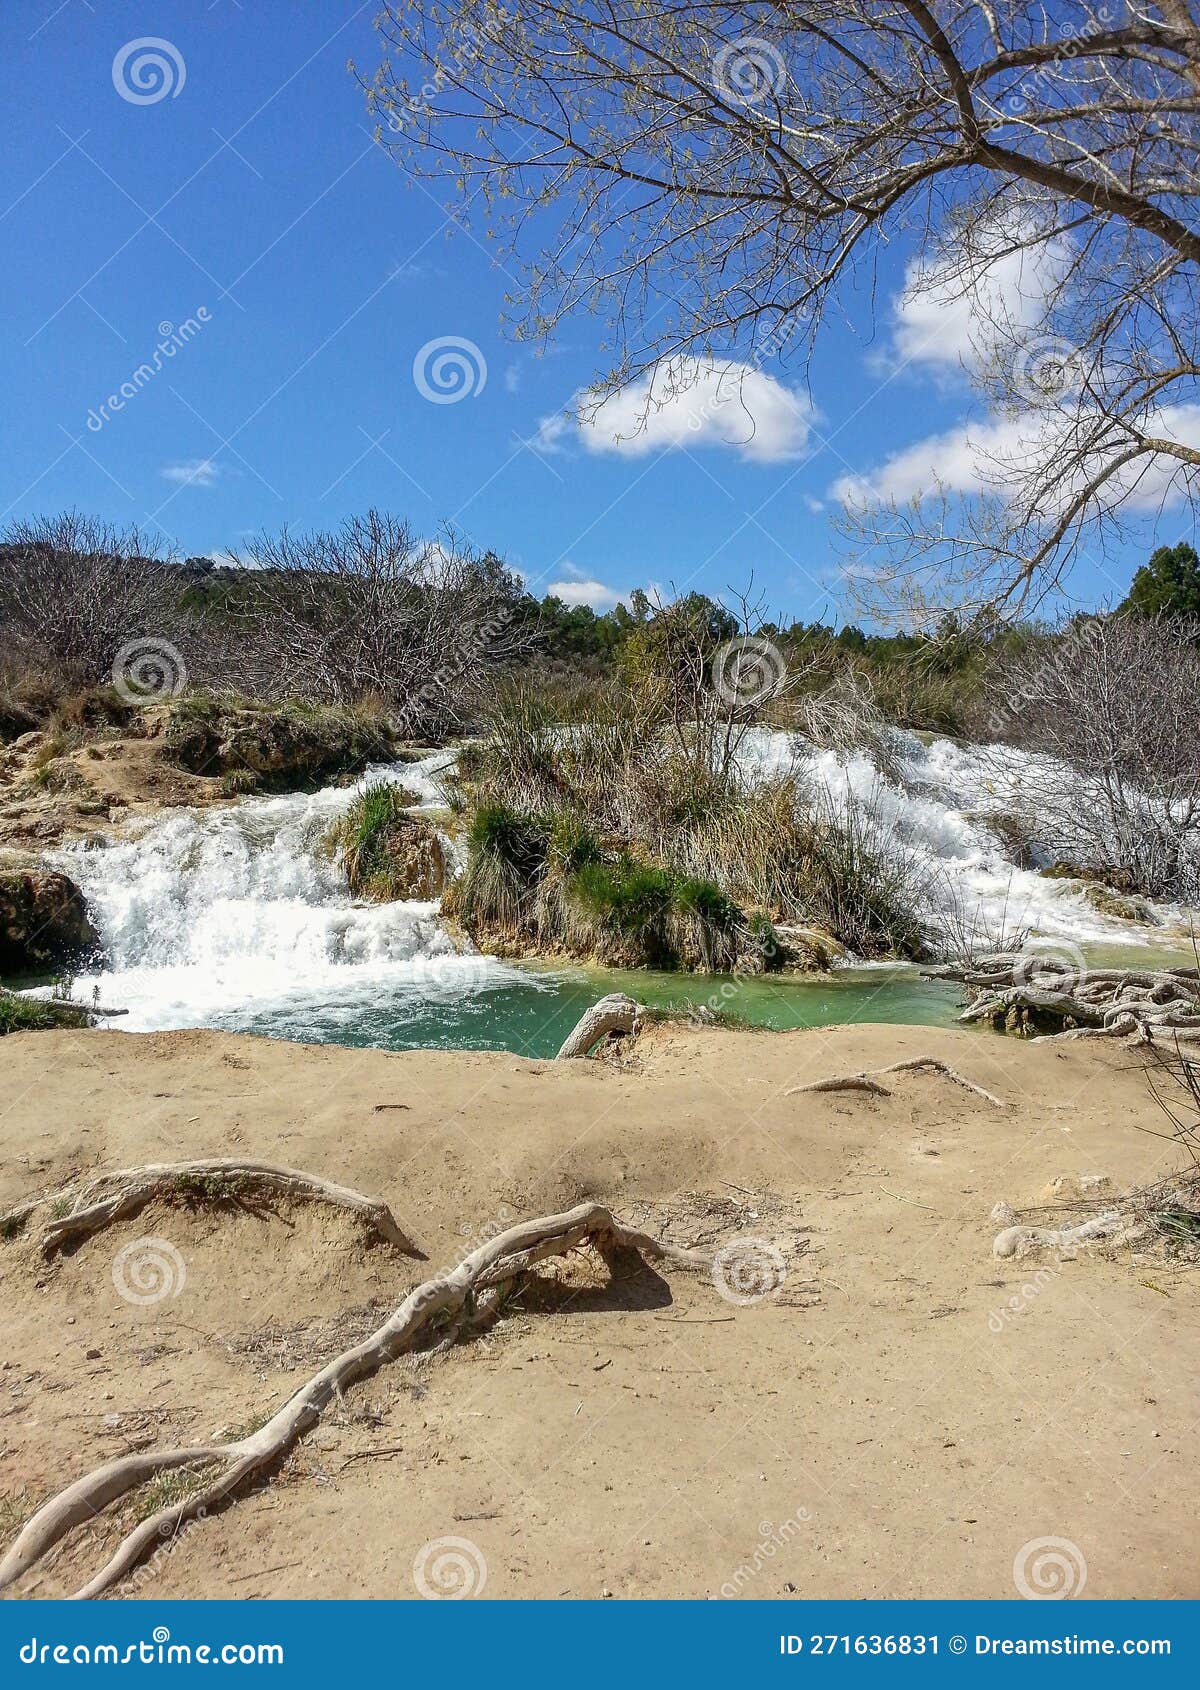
0 988 92 1036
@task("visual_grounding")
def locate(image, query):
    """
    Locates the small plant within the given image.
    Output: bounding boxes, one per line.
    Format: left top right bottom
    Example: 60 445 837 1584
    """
0 990 60 1036
170 1171 250 1206
130 1464 217 1524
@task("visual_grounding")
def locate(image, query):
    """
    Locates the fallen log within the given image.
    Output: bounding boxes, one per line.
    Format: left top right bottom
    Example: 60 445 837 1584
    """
788 1055 1006 1108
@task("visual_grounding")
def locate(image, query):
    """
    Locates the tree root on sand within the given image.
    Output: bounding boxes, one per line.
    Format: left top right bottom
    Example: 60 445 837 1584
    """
0 1201 711 1599
556 992 642 1059
0 1159 421 1259
787 1056 1006 1108
925 955 1200 1045
990 1201 1127 1258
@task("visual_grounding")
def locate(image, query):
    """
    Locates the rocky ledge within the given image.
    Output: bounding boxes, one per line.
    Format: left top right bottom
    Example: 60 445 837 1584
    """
0 868 97 978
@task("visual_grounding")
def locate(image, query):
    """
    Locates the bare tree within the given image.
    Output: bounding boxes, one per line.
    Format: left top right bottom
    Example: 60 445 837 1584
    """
237 510 534 731
0 512 178 684
365 2 1200 620
981 613 1200 898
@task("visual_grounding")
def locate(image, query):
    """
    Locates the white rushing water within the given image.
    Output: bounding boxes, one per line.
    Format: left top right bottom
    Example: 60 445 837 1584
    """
41 732 1186 1038
47 752 533 1033
738 727 1190 948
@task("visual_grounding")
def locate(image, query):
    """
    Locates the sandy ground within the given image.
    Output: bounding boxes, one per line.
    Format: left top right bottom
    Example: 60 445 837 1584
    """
0 1017 1196 1602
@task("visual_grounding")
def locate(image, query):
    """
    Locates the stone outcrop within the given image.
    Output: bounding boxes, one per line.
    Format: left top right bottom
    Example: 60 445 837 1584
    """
165 701 393 787
0 869 97 977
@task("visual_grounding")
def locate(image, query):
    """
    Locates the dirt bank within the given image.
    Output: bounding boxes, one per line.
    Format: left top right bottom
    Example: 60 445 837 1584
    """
0 1020 1195 1600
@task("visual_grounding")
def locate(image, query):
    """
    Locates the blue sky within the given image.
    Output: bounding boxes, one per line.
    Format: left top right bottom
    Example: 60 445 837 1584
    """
2 0 1191 624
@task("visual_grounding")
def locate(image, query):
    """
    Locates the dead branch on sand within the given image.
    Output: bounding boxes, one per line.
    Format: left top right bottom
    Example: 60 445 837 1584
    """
0 1160 420 1258
787 1056 1006 1108
556 992 641 1059
990 1201 1126 1258
0 1200 711 1599
925 955 1200 1045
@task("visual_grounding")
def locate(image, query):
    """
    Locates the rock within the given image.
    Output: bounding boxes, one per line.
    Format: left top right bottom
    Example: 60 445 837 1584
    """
980 812 1037 871
774 924 845 972
0 869 98 977
1042 859 1139 894
1081 883 1157 924
165 701 393 787
346 811 446 902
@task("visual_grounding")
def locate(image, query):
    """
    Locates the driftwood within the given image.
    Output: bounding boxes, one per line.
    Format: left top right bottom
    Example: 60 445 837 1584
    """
0 1199 711 1599
787 1055 1006 1108
925 954 1200 1045
556 992 641 1059
0 1160 421 1258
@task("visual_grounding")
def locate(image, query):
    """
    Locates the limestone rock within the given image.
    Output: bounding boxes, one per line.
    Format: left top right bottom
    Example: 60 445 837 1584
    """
0 869 97 977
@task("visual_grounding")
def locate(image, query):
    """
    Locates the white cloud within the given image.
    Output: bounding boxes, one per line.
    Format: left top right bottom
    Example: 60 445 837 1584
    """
537 358 812 463
161 457 220 488
547 577 623 610
891 225 1073 375
832 416 1022 504
833 404 1200 510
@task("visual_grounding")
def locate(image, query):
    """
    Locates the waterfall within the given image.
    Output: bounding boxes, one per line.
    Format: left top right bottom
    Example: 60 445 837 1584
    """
38 733 1183 1042
48 753 529 1034
737 727 1186 947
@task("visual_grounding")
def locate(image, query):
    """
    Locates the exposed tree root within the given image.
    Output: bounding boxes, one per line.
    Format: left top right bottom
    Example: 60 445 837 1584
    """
787 1056 1006 1108
990 1202 1126 1259
791 1075 892 1097
926 955 1200 1045
556 992 641 1059
0 1201 711 1599
0 1159 421 1259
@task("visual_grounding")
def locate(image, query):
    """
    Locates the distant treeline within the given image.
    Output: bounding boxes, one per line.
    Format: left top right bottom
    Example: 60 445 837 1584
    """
1 512 1197 743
